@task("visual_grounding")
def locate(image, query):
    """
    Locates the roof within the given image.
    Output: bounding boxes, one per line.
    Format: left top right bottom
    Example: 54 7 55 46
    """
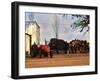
25 21 40 29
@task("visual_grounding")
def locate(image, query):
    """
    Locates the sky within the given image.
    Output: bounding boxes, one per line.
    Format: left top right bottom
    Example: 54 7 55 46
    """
25 12 89 44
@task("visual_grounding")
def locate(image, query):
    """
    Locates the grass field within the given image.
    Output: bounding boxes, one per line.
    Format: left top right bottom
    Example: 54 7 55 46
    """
25 53 89 68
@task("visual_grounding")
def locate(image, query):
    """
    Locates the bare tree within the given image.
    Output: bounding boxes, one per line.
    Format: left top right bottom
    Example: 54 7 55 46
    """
28 12 34 22
52 14 59 39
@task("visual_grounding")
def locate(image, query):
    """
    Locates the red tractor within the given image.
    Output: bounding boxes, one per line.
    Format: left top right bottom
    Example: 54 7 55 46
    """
39 45 53 58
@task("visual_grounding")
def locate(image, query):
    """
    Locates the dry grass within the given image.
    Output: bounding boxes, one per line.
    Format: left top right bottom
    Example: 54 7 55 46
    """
25 53 89 68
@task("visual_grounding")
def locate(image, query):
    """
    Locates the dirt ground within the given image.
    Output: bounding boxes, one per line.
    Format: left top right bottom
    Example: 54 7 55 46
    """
25 53 89 68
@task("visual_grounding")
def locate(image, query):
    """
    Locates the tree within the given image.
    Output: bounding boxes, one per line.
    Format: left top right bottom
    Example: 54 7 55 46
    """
52 14 59 39
63 14 90 33
28 12 34 22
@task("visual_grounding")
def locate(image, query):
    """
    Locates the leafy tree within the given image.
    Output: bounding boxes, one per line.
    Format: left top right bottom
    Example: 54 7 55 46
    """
63 14 90 33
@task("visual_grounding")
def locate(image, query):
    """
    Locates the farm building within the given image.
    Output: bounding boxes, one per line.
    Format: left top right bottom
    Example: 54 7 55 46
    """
25 21 40 56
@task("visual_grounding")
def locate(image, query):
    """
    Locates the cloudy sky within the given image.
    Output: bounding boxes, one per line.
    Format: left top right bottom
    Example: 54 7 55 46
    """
25 12 89 44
